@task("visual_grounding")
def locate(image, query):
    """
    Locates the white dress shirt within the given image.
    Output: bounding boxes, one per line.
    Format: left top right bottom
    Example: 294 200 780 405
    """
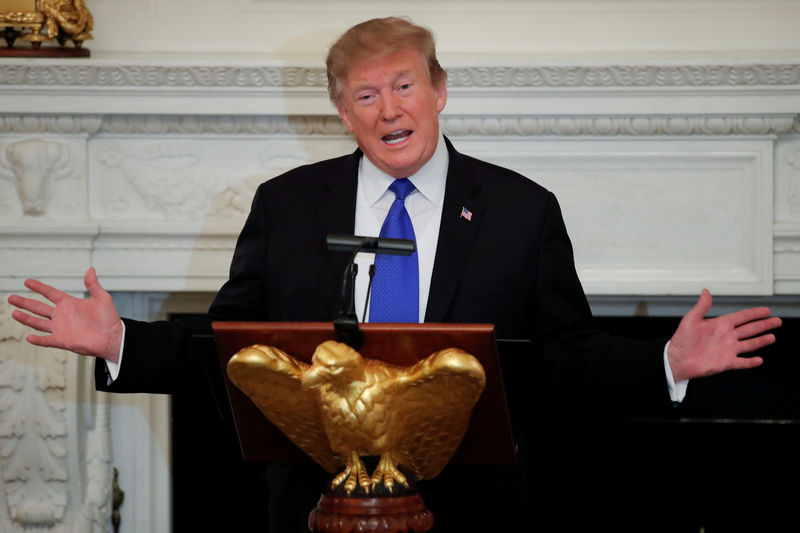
353 134 449 322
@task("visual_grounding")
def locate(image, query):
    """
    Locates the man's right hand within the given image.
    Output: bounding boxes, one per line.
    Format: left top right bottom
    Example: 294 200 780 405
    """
7 267 123 363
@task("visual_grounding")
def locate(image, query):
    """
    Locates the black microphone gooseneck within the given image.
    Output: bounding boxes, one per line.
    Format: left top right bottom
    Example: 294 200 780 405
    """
332 244 365 350
363 264 376 323
326 234 415 350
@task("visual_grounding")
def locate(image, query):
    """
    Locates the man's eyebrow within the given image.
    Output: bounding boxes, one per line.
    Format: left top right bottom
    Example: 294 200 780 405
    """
351 81 377 93
391 69 416 83
350 69 417 93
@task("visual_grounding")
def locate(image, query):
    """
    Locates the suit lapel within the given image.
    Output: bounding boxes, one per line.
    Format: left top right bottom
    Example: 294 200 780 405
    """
317 149 361 319
425 139 485 322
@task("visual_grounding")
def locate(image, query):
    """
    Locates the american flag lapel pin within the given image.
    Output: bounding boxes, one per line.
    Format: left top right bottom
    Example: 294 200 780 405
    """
460 206 473 221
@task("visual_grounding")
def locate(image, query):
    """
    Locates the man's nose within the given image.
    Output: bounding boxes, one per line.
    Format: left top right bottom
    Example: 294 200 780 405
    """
380 94 401 121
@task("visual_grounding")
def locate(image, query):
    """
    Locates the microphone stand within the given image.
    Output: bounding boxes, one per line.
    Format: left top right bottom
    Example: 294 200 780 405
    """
333 245 363 350
326 234 415 350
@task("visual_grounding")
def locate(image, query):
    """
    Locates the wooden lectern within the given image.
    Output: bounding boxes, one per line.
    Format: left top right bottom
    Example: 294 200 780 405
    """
211 321 517 533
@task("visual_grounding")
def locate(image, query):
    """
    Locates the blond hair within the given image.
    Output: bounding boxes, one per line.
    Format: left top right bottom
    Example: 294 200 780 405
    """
326 17 446 103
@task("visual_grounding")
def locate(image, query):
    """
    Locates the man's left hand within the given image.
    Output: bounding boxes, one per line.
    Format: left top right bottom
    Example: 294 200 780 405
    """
667 289 781 383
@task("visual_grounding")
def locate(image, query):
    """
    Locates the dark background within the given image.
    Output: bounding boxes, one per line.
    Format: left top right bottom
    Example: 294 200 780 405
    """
170 316 800 532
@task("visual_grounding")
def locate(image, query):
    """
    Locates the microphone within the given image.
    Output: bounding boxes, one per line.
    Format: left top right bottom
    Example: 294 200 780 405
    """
326 234 415 256
326 234 416 349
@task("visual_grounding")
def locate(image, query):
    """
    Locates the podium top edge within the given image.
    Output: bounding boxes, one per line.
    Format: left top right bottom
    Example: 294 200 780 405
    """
211 321 496 334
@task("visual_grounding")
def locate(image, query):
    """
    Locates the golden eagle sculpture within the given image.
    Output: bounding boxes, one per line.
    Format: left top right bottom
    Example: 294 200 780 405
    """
226 340 486 495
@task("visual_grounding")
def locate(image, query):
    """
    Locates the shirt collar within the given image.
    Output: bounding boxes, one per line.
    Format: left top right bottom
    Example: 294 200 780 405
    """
359 133 449 207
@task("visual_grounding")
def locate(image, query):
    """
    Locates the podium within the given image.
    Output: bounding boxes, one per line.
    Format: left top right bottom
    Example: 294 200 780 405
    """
211 321 518 532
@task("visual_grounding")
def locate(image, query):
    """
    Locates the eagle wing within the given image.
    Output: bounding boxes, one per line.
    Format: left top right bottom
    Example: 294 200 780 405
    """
226 345 341 473
384 348 486 480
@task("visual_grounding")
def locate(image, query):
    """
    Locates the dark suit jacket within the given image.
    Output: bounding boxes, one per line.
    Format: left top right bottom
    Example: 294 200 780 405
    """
100 137 667 409
98 137 673 532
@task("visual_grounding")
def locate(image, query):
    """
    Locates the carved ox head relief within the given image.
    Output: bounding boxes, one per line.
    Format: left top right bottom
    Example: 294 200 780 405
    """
0 139 74 216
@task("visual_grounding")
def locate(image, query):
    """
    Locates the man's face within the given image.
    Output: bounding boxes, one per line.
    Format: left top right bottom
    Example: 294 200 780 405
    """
335 48 447 178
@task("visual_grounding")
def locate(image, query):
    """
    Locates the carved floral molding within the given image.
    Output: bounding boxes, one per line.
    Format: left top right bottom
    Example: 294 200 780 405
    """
0 303 68 526
0 301 113 532
440 115 796 137
2 63 800 88
0 114 795 137
0 116 102 135
447 64 800 88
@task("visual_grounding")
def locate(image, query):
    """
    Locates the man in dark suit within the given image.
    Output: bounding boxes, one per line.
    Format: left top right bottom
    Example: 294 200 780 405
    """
8 16 781 532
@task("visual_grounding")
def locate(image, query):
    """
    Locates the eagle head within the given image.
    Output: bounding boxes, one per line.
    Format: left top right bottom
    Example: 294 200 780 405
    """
301 341 365 390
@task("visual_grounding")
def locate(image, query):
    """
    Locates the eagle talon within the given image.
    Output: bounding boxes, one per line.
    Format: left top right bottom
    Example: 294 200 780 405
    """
332 452 371 495
370 474 394 493
370 453 408 492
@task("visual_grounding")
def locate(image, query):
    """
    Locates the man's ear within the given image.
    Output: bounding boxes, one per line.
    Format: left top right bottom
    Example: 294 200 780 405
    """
434 80 447 114
336 103 355 134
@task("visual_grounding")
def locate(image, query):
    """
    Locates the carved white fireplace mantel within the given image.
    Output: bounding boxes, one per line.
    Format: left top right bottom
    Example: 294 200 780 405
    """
1 55 800 532
2 57 800 295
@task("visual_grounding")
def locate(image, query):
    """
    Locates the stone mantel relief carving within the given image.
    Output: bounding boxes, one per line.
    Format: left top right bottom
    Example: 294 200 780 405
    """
94 140 266 222
97 142 211 221
91 137 355 223
0 139 82 219
784 142 800 216
775 121 800 228
0 300 113 532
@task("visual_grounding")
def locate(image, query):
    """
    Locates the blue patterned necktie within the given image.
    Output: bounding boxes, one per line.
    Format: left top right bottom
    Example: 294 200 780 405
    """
369 178 419 323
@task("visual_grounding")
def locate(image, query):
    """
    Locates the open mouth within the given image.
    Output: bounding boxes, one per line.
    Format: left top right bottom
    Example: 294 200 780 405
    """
382 130 412 145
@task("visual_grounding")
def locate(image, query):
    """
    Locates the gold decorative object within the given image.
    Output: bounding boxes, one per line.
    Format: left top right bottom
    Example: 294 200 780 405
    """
227 340 486 495
1 0 93 56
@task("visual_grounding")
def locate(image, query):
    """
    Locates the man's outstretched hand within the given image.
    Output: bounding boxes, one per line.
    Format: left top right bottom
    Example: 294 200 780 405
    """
7 268 123 362
668 289 781 383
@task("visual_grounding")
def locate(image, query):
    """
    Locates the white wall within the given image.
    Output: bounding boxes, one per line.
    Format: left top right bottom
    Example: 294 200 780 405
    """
86 0 800 59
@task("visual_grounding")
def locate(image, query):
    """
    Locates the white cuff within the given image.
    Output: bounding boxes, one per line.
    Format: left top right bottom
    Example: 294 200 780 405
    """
663 340 689 403
104 321 125 384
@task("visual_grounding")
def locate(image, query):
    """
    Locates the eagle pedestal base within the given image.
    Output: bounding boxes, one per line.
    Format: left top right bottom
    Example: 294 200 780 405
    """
308 494 434 533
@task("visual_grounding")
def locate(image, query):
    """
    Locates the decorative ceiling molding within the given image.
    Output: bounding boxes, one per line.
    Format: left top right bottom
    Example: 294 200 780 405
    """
446 64 800 88
93 235 237 251
0 115 103 135
2 114 790 137
440 115 797 137
0 65 327 88
97 115 347 136
3 63 800 89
